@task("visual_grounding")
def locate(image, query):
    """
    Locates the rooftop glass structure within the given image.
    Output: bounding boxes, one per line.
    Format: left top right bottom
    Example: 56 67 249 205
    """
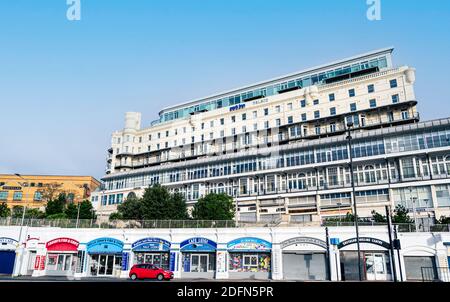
157 48 394 124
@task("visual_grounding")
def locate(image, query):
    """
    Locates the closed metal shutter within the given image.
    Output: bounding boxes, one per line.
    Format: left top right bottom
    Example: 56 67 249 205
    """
404 256 437 281
282 252 328 280
0 251 16 275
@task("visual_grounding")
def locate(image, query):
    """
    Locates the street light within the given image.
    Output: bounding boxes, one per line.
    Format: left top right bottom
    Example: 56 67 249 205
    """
336 202 342 223
346 121 363 281
14 174 28 226
409 186 419 231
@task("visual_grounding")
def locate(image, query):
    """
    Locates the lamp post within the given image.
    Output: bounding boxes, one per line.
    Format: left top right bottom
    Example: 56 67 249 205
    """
346 122 363 281
337 202 342 224
409 186 419 231
14 174 28 227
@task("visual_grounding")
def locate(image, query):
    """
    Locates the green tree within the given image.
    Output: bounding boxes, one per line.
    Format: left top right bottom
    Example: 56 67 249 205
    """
0 202 10 217
113 197 143 220
12 206 25 218
25 208 46 219
45 194 66 215
191 193 235 220
141 184 188 220
392 204 413 223
436 216 450 224
78 200 95 219
65 203 78 219
109 212 123 220
371 210 387 223
46 213 68 219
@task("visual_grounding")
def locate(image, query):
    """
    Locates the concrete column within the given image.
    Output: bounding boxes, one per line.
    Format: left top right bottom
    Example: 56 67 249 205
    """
171 246 181 278
430 185 439 209
120 247 131 278
329 245 341 281
271 244 283 280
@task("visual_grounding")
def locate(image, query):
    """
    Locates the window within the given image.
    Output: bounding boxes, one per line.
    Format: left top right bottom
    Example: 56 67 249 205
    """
157 143 160 150
264 108 269 116
401 110 409 120
252 111 257 118
210 121 214 127
350 103 357 111
330 123 336 132
349 89 355 97
13 191 23 201
276 119 281 126
368 84 375 93
191 136 195 143
275 105 281 113
117 193 123 204
314 111 320 119
242 113 246 121
200 123 204 130
329 93 335 102
330 107 336 116
220 118 225 125
231 116 236 123
313 99 319 105
253 123 258 131
264 121 269 128
157 133 161 139
0 191 7 200
369 99 377 108
220 130 225 137
209 132 213 139
300 100 306 108
231 128 236 135
287 103 293 110
392 94 399 103
315 125 321 135
166 130 169 137
301 113 307 121
390 79 398 88
287 116 293 124
242 126 247 133
165 142 169 148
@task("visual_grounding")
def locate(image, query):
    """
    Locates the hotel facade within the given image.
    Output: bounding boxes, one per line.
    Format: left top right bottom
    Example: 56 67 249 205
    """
93 48 450 226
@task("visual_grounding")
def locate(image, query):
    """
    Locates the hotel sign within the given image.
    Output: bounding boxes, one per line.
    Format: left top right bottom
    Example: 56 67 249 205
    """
1 186 21 191
229 104 245 111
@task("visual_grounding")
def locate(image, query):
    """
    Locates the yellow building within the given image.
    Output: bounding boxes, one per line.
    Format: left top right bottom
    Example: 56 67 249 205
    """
0 174 101 209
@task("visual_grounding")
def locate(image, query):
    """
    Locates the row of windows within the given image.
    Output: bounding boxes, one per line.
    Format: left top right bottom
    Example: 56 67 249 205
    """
106 127 450 189
101 193 124 205
0 191 42 201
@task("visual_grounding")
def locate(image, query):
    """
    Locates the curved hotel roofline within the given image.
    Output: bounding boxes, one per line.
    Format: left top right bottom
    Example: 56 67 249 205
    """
158 47 394 116
103 116 450 181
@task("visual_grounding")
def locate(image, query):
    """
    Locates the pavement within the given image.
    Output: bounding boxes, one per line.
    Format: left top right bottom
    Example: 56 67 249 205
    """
0 275 273 282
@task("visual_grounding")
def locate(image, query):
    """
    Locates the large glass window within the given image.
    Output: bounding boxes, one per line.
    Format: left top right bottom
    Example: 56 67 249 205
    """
0 191 8 200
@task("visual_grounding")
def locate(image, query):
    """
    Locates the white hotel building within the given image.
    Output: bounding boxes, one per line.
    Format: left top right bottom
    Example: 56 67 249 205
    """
93 47 450 225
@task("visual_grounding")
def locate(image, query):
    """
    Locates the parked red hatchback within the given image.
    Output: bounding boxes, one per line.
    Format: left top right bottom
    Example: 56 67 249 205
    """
129 264 174 281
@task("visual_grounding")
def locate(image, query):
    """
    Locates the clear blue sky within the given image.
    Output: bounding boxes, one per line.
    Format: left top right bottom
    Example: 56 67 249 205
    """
0 0 449 180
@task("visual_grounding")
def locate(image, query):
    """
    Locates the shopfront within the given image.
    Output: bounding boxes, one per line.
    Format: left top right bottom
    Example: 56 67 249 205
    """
281 237 329 280
227 237 271 279
86 237 124 277
0 237 18 275
132 237 171 270
337 237 393 281
180 237 216 278
45 237 79 276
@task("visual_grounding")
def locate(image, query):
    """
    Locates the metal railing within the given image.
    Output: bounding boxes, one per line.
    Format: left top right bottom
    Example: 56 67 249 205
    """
0 217 237 229
421 267 450 282
0 217 448 231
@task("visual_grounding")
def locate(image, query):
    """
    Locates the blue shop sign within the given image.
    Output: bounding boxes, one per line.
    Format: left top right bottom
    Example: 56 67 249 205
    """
121 252 129 271
132 238 171 252
86 237 124 254
227 237 272 252
170 252 176 271
180 237 217 252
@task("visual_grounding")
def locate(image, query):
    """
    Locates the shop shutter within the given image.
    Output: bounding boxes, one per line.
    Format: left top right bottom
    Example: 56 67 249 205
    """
404 256 437 281
282 252 327 280
0 251 16 274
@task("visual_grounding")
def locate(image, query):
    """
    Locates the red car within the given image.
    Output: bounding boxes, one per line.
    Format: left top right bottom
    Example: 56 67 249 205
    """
129 264 174 281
